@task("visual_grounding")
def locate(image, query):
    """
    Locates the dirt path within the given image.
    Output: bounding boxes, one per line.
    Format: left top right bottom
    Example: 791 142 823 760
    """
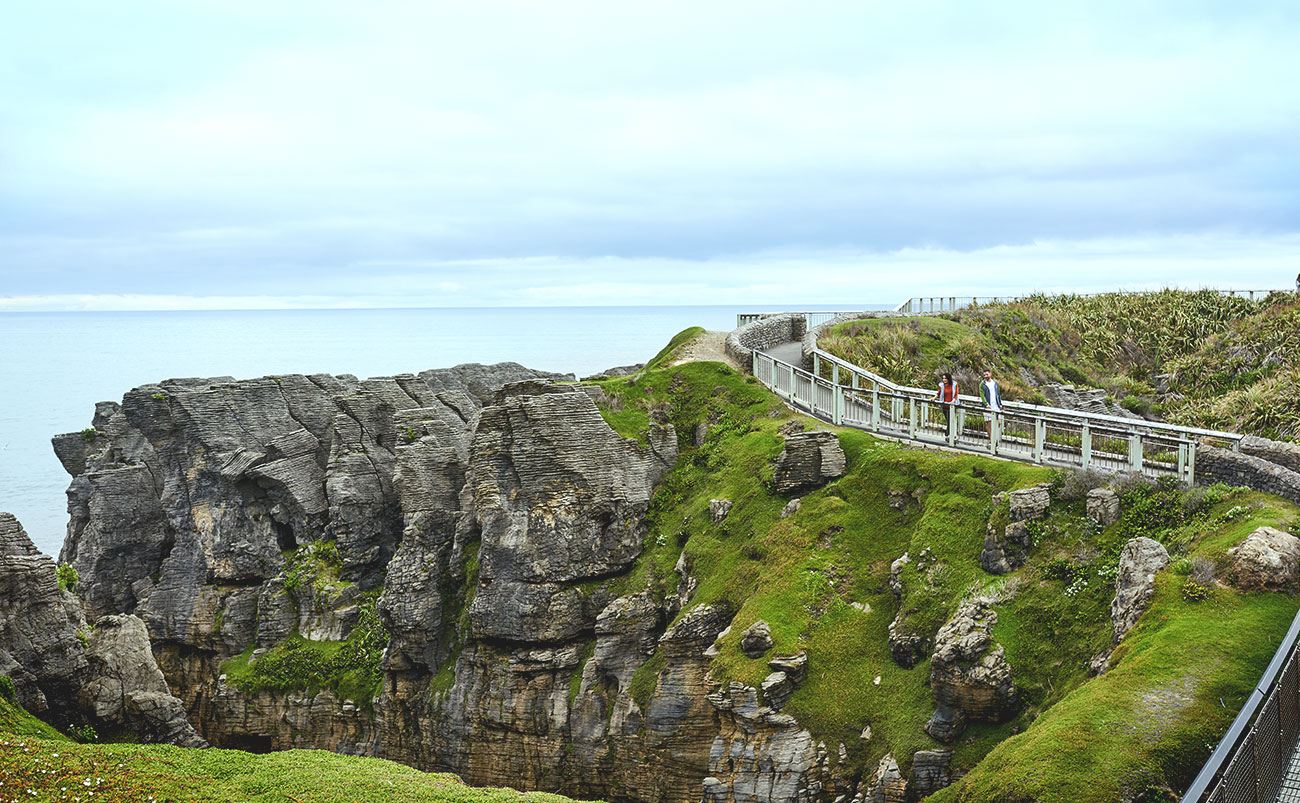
665 330 741 370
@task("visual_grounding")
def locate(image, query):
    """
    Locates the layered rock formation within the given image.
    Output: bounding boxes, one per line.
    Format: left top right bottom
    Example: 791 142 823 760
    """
0 512 202 746
51 363 883 803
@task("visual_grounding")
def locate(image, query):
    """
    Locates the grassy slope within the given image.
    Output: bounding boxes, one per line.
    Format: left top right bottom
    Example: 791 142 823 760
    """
0 733 586 803
818 291 1300 440
591 332 1300 796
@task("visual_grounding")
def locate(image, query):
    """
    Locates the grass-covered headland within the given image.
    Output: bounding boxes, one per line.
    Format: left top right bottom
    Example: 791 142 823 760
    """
587 337 1299 801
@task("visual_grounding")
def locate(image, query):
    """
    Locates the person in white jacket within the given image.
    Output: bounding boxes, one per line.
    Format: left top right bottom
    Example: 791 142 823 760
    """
980 370 1003 438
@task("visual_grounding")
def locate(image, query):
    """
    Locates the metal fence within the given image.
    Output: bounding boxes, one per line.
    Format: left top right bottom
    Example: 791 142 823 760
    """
1181 609 1300 803
753 347 1241 480
736 311 862 328
892 289 1285 315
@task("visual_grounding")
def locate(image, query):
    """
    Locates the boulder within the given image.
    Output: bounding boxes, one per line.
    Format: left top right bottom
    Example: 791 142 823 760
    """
780 498 802 519
1008 484 1052 521
773 432 846 495
739 620 774 657
1086 488 1121 526
709 499 733 524
925 600 1017 742
1228 527 1300 590
1111 537 1170 642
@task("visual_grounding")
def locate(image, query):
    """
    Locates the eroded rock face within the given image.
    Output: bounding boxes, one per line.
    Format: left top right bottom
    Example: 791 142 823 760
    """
1228 527 1300 591
1111 537 1171 643
0 512 89 721
772 432 846 495
467 383 676 642
925 600 1018 743
80 615 207 747
0 513 203 745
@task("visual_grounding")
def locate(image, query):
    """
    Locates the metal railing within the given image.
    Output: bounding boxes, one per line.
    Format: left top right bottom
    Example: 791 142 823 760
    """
753 349 1225 480
892 289 1286 315
1181 608 1300 802
893 296 1019 313
736 311 862 328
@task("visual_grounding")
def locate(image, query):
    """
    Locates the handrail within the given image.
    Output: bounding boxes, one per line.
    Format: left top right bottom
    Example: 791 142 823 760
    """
808 345 1244 449
892 289 1286 315
1179 606 1300 802
752 348 1199 481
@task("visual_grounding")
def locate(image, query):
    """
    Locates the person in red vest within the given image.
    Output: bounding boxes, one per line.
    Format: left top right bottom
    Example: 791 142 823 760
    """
932 373 959 430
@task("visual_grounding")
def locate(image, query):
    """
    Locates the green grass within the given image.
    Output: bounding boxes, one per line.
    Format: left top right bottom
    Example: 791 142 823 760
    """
0 694 71 742
0 734 592 802
643 326 706 372
926 489 1300 802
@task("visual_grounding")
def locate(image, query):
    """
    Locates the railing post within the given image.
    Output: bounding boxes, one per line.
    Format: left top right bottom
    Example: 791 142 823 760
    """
813 352 820 378
1178 443 1187 480
851 371 859 389
1129 434 1143 473
1033 418 1045 463
990 414 1000 455
1081 424 1091 470
871 385 880 431
949 406 959 446
1187 442 1196 484
909 398 918 438
832 363 839 386
833 384 843 426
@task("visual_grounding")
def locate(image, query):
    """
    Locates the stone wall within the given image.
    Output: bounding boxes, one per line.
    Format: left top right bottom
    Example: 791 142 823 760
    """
1241 436 1300 475
725 314 809 372
1195 446 1300 504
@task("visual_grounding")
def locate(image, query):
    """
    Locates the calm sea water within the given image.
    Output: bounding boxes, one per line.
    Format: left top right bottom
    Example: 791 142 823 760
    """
0 306 775 557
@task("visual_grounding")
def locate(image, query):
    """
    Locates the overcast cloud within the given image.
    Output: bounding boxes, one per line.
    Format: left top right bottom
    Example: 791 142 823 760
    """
2 0 1298 308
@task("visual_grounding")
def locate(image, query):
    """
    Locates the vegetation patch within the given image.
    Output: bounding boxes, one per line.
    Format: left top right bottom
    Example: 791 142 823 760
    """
221 595 389 705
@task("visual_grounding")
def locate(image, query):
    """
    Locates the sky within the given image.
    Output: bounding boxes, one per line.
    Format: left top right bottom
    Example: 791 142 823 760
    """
2 0 1298 310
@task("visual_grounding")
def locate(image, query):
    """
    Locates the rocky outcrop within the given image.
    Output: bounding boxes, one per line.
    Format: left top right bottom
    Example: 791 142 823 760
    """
1228 527 1300 590
0 512 203 745
980 484 1051 575
0 512 89 722
466 381 676 642
772 432 846 495
1087 488 1121 526
909 749 954 799
1111 537 1170 642
925 600 1018 743
80 615 206 746
1041 384 1136 418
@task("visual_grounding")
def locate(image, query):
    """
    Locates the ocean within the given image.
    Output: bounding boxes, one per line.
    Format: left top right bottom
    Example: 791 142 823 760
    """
0 305 778 558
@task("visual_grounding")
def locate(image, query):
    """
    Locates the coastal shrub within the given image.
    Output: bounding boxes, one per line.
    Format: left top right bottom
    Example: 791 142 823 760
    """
68 724 99 743
55 563 78 592
80 427 97 442
0 676 14 702
1059 469 1108 502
